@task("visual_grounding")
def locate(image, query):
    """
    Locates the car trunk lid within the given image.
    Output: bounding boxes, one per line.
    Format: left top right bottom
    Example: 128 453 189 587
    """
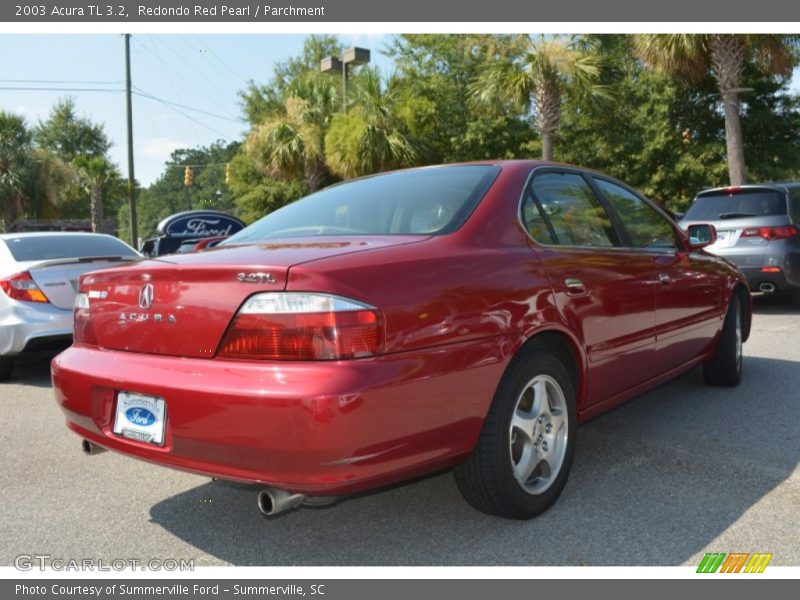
23 258 136 310
81 237 426 358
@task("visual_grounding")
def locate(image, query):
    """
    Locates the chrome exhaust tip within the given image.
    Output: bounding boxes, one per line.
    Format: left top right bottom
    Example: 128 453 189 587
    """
257 488 306 517
759 283 776 294
81 440 107 455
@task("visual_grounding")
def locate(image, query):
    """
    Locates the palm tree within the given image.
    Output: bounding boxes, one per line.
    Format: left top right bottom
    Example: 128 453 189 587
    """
632 34 800 186
325 68 420 179
75 155 118 232
0 112 33 232
470 35 609 161
245 74 338 192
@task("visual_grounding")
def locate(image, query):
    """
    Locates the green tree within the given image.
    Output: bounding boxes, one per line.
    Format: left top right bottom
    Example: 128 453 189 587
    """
226 150 305 224
75 155 120 232
631 34 800 185
0 112 33 232
240 35 342 126
558 35 800 212
387 34 536 163
325 68 420 178
470 35 609 161
34 97 110 161
245 74 339 192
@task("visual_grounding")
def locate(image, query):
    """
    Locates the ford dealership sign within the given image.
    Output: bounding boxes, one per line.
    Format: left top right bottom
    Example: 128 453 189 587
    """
156 210 245 238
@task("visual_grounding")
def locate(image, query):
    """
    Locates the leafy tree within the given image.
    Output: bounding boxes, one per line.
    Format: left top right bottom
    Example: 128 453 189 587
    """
75 156 121 232
632 34 800 185
34 97 110 161
470 35 610 160
240 35 342 126
387 34 536 163
325 68 420 178
244 74 339 192
0 112 33 231
226 150 305 224
559 35 800 212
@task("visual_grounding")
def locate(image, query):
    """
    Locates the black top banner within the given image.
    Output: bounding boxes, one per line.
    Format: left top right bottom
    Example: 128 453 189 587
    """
3 0 800 22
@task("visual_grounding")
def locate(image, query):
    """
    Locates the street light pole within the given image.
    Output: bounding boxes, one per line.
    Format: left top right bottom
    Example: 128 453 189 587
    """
320 47 371 113
124 33 138 248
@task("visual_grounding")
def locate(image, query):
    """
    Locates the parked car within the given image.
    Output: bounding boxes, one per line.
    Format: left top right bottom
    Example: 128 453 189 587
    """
1 232 140 380
52 162 750 519
680 184 800 305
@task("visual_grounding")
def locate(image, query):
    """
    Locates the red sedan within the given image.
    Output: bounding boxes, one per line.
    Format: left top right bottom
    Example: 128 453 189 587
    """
52 161 750 519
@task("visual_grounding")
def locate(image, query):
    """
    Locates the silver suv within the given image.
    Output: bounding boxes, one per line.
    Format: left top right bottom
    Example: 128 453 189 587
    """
680 184 800 305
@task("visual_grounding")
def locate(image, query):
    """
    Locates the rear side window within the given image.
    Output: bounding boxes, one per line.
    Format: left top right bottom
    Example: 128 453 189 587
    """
2 235 136 262
224 165 499 243
789 188 800 223
685 189 788 221
524 172 617 247
593 178 680 249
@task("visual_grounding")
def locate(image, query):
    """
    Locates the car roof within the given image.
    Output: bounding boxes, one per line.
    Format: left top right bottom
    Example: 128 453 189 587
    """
695 183 798 196
0 231 118 240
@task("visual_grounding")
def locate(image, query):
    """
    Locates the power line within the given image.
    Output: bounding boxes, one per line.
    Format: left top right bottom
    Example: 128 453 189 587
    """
133 92 231 138
180 36 245 90
189 35 250 85
132 87 244 124
154 36 240 106
141 34 201 145
0 86 124 92
0 78 123 85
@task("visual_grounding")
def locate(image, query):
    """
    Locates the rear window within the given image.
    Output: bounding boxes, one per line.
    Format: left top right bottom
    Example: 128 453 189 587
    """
223 165 500 244
685 189 788 221
2 235 137 262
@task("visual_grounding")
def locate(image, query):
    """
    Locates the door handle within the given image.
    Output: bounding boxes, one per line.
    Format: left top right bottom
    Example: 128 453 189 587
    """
564 278 587 295
658 273 672 285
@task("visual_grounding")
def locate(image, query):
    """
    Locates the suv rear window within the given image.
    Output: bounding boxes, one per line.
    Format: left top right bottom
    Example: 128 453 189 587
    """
223 165 500 244
2 235 137 262
685 189 788 221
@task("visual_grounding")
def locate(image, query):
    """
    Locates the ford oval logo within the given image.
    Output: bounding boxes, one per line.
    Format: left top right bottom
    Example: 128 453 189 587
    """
125 407 157 426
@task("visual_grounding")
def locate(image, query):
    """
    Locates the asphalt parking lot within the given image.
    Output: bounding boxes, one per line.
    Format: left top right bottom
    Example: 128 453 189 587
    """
1 295 799 567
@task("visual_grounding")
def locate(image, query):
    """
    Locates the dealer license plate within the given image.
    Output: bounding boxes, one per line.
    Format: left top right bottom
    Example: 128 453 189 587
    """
112 391 167 446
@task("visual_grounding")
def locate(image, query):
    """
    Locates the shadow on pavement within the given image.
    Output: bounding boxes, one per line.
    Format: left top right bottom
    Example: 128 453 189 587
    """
1 354 57 389
148 355 800 566
751 293 799 316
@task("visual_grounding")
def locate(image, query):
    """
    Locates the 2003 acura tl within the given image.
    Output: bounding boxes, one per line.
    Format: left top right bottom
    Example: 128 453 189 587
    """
52 161 750 519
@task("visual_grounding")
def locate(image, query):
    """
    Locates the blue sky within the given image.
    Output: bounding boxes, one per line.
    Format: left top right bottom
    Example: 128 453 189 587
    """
1 34 798 188
0 34 393 186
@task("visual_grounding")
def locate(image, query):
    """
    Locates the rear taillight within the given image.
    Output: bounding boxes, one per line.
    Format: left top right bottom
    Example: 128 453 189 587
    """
0 271 49 303
73 292 97 346
741 225 798 241
218 293 382 361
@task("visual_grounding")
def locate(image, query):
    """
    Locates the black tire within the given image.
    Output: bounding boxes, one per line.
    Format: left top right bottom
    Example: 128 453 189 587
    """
0 358 14 382
703 294 743 387
454 348 577 519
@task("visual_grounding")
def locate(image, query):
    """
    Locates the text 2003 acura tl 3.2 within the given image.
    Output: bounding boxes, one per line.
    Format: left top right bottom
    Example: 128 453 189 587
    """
52 161 750 519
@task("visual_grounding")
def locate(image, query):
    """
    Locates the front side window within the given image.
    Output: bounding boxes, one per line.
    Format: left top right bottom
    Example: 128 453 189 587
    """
524 172 617 247
594 178 679 249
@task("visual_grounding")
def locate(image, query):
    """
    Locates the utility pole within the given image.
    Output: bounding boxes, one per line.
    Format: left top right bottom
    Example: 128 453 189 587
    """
124 34 138 248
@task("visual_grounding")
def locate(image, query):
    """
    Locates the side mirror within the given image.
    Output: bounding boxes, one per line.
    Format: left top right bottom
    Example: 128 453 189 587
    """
687 223 717 250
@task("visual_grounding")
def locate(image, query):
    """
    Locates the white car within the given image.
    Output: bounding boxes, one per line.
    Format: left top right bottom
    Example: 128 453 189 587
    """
0 232 140 380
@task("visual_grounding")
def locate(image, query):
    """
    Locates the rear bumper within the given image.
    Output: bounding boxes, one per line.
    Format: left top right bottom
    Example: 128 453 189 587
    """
0 300 73 357
714 248 800 292
51 338 515 495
